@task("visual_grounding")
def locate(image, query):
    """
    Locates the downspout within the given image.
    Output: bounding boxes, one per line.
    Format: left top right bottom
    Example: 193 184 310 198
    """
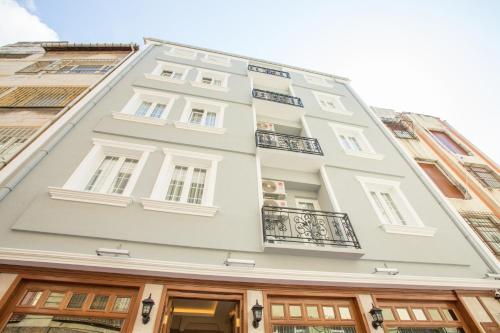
340 79 500 274
0 44 154 201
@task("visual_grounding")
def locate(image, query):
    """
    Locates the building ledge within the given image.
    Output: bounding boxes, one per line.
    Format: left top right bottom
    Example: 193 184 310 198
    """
141 198 218 217
48 187 131 207
379 224 437 237
263 241 364 258
112 112 167 126
174 121 226 134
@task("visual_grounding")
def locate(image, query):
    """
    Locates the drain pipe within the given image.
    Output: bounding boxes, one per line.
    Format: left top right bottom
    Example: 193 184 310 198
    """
339 78 500 274
0 44 154 201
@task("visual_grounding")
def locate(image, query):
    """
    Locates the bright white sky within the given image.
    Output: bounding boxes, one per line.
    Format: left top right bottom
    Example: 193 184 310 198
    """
0 0 498 162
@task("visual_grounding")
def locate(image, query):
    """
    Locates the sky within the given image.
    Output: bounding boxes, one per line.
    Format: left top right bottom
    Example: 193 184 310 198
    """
0 0 499 162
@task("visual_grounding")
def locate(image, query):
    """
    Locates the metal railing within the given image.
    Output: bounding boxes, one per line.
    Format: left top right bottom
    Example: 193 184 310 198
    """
256 130 323 155
262 206 361 248
252 89 303 107
248 64 291 79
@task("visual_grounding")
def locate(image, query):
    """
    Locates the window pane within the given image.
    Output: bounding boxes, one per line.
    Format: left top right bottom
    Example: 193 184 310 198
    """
112 296 131 312
418 162 464 199
381 307 395 320
412 308 427 320
381 192 406 225
396 308 411 320
213 79 222 86
306 305 319 319
289 305 302 318
428 308 442 321
271 304 285 318
166 166 188 201
370 191 391 224
135 101 152 117
150 103 166 118
202 77 212 84
430 130 468 155
348 136 362 151
90 295 110 310
20 290 43 306
3 314 124 332
173 72 183 79
0 126 38 162
67 293 87 309
44 291 65 308
322 306 335 319
161 70 173 77
204 112 217 127
85 156 119 192
339 135 350 150
187 168 207 204
189 109 204 125
338 306 351 320
110 158 138 194
443 308 459 321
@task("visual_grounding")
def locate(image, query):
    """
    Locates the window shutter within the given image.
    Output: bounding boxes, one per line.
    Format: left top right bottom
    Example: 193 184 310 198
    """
418 162 465 199
430 130 468 155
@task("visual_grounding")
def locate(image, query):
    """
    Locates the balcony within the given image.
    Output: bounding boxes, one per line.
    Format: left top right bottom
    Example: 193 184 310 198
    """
252 89 304 121
256 131 324 171
262 206 362 255
248 65 291 90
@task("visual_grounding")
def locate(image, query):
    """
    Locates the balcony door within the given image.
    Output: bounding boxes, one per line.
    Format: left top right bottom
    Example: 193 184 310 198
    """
295 198 320 211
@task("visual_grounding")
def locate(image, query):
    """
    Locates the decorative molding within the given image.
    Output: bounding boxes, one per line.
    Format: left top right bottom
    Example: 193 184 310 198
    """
91 138 156 152
0 247 498 290
379 224 437 237
190 81 229 92
141 198 218 216
144 73 186 85
174 121 226 134
112 112 168 126
201 53 231 67
162 148 223 162
263 241 365 258
344 150 385 160
48 187 132 207
165 47 197 60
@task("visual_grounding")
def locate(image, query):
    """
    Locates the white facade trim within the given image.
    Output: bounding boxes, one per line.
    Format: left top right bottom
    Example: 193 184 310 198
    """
176 96 227 133
312 90 353 116
174 122 226 134
191 68 230 92
141 198 219 216
379 224 437 237
0 247 498 289
145 60 192 84
48 187 132 207
201 52 231 67
112 112 168 126
329 122 384 160
165 47 197 60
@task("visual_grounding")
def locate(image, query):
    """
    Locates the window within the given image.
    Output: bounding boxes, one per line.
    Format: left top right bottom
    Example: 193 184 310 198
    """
113 88 178 125
202 52 231 66
382 118 418 139
0 86 86 107
464 164 500 189
166 46 197 60
49 139 154 207
191 69 230 91
430 130 469 155
418 162 466 199
357 176 436 236
146 61 191 83
175 97 227 134
142 148 222 216
0 126 39 163
304 74 333 87
313 91 351 115
461 212 500 255
329 123 383 160
16 60 55 74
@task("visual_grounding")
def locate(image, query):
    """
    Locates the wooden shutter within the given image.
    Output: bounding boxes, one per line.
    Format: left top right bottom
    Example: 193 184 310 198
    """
0 86 87 107
419 162 465 199
430 130 468 155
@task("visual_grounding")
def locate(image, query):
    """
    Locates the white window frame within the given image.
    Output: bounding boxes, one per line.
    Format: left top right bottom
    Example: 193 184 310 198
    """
175 97 227 134
304 73 333 87
201 52 231 67
165 46 197 60
312 91 352 115
112 88 178 126
145 61 192 84
141 148 222 216
356 176 436 236
329 122 384 160
191 68 230 92
295 197 321 210
48 139 155 207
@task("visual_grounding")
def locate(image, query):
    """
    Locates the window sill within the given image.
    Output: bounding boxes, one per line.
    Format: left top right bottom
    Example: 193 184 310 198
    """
164 50 197 60
112 112 168 126
379 224 437 237
263 241 364 258
344 150 384 160
141 198 218 216
190 81 229 92
320 108 353 116
144 73 186 85
174 121 226 134
48 187 132 207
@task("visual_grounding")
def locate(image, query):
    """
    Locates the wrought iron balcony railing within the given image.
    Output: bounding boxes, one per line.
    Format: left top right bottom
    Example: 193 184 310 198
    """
262 206 361 248
256 130 323 155
248 64 291 79
252 89 303 107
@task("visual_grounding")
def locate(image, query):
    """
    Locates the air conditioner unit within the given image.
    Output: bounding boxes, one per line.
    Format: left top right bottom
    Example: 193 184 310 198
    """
263 199 288 207
262 179 286 198
257 121 275 132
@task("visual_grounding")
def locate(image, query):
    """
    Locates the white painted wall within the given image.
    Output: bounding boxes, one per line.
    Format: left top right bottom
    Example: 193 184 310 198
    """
132 283 164 333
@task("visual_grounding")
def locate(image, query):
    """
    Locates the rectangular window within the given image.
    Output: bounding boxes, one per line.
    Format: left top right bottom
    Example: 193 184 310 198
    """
166 166 188 202
464 164 500 189
370 190 406 225
166 165 207 205
112 296 131 312
67 293 87 309
20 290 43 306
160 70 182 79
85 156 138 195
418 162 465 199
44 292 65 308
187 168 207 204
339 134 362 152
90 295 110 310
188 109 218 127
0 86 86 107
430 130 468 155
0 126 39 163
462 213 500 255
134 101 166 119
189 109 204 125
382 119 417 139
